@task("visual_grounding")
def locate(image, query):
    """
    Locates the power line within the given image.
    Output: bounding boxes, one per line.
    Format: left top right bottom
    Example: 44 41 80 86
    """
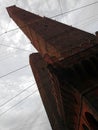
0 14 96 59
0 64 29 79
0 45 31 63
0 49 14 61
0 90 38 117
0 1 97 38
58 0 63 16
5 18 11 33
78 16 98 28
0 43 27 61
0 83 35 108
73 13 98 27
0 53 12 62
51 1 98 18
0 43 32 52
0 28 19 37
0 2 97 79
0 85 42 117
0 0 97 122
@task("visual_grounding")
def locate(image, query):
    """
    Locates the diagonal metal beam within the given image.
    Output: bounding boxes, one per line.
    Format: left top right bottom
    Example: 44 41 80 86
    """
6 6 97 63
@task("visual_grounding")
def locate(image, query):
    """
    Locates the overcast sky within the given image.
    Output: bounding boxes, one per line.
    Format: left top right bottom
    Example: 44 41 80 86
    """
0 0 98 130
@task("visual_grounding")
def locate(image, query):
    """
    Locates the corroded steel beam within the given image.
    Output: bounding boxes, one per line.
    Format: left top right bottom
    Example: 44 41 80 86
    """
7 6 97 63
7 6 98 130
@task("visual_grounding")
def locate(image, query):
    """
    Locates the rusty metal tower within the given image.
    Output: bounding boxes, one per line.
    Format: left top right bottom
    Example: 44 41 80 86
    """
7 6 98 130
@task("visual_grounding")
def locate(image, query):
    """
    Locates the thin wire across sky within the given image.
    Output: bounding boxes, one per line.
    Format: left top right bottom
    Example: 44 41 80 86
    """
0 1 98 37
0 0 98 126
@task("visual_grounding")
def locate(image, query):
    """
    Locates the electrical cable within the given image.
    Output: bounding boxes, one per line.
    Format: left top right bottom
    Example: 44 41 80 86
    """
0 2 97 80
0 82 35 108
0 64 29 79
73 13 98 27
0 1 97 127
0 14 98 56
0 48 29 62
57 0 63 16
0 1 97 38
0 43 33 63
78 16 98 28
0 49 14 60
0 40 29 59
0 43 32 52
5 19 11 33
51 1 98 18
0 0 97 116
0 53 13 62
0 89 38 117
0 28 19 37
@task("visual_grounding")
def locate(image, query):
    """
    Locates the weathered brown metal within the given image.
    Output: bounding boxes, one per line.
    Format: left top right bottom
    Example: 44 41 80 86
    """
7 6 98 130
7 6 97 63
29 53 66 130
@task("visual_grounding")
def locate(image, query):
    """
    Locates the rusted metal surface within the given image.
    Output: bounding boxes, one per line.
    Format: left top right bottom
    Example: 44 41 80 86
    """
7 6 98 130
30 53 66 130
7 6 97 62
